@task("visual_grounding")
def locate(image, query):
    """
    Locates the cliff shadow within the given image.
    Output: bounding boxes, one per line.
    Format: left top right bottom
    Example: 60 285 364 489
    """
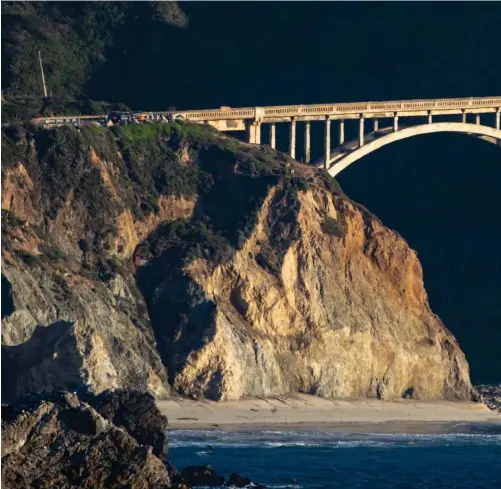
2 320 84 402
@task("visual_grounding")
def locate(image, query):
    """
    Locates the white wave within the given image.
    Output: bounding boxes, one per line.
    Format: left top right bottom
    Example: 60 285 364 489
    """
167 426 501 450
195 450 212 456
266 485 303 489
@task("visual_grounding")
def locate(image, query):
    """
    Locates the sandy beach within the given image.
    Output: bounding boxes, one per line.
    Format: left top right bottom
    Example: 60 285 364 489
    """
158 393 501 432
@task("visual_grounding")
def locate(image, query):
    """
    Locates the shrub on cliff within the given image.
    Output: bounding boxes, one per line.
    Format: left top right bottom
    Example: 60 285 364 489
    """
321 216 346 238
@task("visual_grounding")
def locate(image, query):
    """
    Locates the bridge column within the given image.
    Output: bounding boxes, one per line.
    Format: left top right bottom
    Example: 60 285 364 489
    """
373 119 379 132
269 123 276 149
247 121 261 144
339 120 345 145
393 114 399 132
324 118 331 170
496 109 500 130
304 122 311 164
475 114 480 125
289 119 296 159
359 115 365 147
428 112 433 124
462 110 467 123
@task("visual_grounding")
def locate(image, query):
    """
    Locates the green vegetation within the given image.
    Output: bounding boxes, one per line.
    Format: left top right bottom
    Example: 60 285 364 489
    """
1 125 29 173
318 169 343 194
1 2 187 120
256 178 302 276
38 244 66 262
1 210 26 230
139 219 233 267
2 118 342 290
321 216 346 238
110 123 217 219
18 251 40 267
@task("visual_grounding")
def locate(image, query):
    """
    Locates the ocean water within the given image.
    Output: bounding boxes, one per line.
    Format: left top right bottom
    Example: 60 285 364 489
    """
168 424 501 489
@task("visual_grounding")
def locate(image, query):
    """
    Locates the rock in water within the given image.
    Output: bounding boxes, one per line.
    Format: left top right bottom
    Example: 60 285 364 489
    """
226 472 267 488
1 390 178 489
181 465 225 487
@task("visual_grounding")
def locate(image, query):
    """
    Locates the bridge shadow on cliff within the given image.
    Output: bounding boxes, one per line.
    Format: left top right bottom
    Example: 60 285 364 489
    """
335 133 501 384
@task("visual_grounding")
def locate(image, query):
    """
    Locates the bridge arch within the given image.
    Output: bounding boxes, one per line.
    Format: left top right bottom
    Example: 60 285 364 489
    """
325 122 501 177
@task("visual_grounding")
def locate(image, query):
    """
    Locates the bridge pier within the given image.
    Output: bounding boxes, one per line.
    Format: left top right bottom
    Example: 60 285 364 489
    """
373 120 379 132
247 121 261 144
325 119 331 170
496 109 500 130
393 114 399 132
475 114 481 125
339 120 345 145
269 123 276 149
428 112 433 124
289 120 296 159
462 110 467 123
359 116 365 146
305 122 311 163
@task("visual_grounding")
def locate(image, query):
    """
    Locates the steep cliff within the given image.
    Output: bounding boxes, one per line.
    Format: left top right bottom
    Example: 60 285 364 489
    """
1 122 473 401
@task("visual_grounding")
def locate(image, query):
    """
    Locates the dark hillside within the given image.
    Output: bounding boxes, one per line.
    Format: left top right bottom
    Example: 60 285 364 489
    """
1 1 187 119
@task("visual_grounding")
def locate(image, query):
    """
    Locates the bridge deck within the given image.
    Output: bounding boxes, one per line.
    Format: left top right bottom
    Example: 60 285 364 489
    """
33 96 501 127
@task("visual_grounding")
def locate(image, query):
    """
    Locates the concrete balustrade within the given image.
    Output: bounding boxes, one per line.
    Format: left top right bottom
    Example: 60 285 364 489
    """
31 97 501 167
33 96 501 129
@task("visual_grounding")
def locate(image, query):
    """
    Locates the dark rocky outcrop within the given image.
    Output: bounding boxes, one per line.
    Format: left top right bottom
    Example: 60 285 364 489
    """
181 465 225 487
475 384 501 412
83 388 169 459
226 473 252 487
226 472 266 488
1 389 178 489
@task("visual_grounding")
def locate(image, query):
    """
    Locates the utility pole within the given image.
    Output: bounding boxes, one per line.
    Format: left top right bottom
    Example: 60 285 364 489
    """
38 50 48 99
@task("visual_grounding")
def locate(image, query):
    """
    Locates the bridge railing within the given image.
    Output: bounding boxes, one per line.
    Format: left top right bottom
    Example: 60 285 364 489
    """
32 96 501 126
172 96 501 121
263 97 501 118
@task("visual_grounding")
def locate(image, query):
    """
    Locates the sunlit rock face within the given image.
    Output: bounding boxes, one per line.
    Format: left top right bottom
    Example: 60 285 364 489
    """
2 124 472 402
154 180 472 401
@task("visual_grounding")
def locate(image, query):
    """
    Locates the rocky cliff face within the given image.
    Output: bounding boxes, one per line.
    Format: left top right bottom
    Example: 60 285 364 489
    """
1 122 473 401
148 176 472 401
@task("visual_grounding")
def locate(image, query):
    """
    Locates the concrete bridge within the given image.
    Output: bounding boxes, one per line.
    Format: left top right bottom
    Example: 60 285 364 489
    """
34 96 501 176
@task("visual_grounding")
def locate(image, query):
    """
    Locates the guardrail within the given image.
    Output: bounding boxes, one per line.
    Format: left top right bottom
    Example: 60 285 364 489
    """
32 96 501 127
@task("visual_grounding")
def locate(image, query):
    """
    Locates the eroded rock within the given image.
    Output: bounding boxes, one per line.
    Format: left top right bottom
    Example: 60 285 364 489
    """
2 124 473 402
226 472 266 488
475 384 501 412
181 465 225 487
83 388 169 458
146 179 473 402
1 390 177 489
